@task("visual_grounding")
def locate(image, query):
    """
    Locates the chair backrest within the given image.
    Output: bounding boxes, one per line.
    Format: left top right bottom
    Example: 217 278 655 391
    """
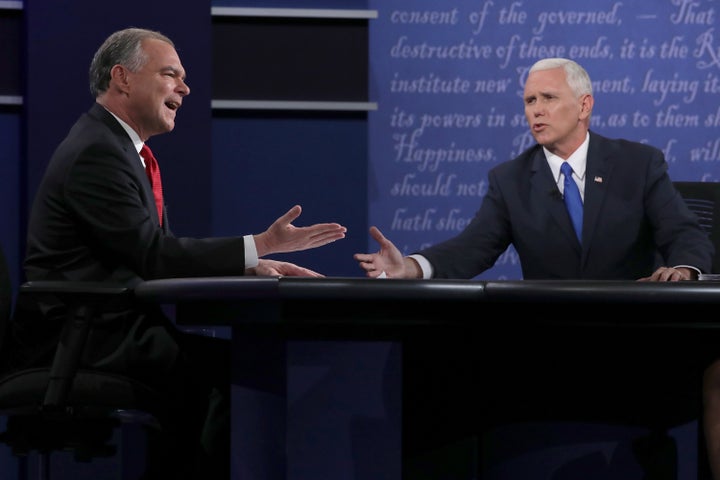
0 242 166 475
0 244 14 369
673 181 720 273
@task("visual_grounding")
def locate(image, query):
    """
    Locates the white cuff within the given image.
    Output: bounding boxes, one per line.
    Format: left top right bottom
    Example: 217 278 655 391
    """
244 234 259 268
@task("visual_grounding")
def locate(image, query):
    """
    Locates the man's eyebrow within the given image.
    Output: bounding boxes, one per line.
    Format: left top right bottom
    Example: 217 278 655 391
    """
162 66 186 79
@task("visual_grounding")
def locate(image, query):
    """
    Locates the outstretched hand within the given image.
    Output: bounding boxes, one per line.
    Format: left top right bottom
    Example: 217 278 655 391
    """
254 205 347 257
353 226 408 278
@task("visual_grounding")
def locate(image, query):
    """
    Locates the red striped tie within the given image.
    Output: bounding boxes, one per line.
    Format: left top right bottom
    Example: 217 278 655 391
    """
140 144 164 226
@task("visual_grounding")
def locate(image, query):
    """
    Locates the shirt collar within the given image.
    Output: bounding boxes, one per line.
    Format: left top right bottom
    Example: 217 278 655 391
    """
545 132 590 183
100 105 144 155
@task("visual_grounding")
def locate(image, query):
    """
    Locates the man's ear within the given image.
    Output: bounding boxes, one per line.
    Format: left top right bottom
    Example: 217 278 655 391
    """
579 93 594 119
110 64 130 93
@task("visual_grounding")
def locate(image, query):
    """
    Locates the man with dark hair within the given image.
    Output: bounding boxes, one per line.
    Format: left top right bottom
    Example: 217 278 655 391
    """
5 27 347 479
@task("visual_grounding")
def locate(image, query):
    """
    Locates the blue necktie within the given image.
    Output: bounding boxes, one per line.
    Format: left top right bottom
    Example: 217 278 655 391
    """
561 161 583 241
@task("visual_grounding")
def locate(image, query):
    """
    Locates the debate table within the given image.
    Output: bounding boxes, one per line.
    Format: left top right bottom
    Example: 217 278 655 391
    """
135 277 720 480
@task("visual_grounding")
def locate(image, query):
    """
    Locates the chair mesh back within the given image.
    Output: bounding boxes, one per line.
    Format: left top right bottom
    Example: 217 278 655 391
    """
684 198 714 234
673 181 720 273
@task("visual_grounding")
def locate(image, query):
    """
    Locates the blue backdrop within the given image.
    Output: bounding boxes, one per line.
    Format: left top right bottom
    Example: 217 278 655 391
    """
1 1 718 479
368 0 720 279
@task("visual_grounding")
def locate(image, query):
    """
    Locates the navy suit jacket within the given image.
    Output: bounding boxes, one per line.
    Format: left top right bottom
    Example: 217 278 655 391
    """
419 131 714 279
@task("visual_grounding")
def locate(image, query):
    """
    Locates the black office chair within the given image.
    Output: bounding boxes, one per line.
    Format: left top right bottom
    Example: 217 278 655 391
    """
673 180 720 273
672 181 720 479
0 245 168 480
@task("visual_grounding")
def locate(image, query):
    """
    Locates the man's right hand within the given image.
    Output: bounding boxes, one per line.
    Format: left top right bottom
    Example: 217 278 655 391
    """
353 226 415 278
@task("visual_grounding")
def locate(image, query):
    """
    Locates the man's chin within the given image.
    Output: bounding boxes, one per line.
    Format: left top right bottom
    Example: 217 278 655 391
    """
533 133 553 146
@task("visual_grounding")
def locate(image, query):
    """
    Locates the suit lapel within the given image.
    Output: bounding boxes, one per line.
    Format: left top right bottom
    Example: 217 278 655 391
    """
530 149 581 250
92 104 162 227
582 133 613 262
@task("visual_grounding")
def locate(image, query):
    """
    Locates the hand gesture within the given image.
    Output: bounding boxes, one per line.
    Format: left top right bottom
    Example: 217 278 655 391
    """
353 226 409 278
254 205 346 257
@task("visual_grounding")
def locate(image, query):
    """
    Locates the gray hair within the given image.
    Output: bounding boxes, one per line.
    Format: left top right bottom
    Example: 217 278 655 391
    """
529 58 593 98
89 27 174 98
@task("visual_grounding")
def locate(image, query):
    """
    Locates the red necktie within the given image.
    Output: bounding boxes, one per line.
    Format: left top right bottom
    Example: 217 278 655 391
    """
140 144 164 226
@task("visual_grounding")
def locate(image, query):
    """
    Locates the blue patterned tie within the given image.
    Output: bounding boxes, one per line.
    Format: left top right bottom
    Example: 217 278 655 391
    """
561 161 583 241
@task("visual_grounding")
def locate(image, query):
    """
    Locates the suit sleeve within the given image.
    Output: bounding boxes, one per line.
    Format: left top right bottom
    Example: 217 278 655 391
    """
416 167 513 279
63 145 248 279
645 148 714 273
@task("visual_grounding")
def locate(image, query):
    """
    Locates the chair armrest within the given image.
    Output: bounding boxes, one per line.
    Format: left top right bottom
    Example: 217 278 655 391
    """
20 281 132 298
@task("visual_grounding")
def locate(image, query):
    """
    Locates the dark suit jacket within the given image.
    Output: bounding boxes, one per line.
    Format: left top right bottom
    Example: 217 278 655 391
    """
6 102 247 372
419 131 714 279
25 102 247 285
